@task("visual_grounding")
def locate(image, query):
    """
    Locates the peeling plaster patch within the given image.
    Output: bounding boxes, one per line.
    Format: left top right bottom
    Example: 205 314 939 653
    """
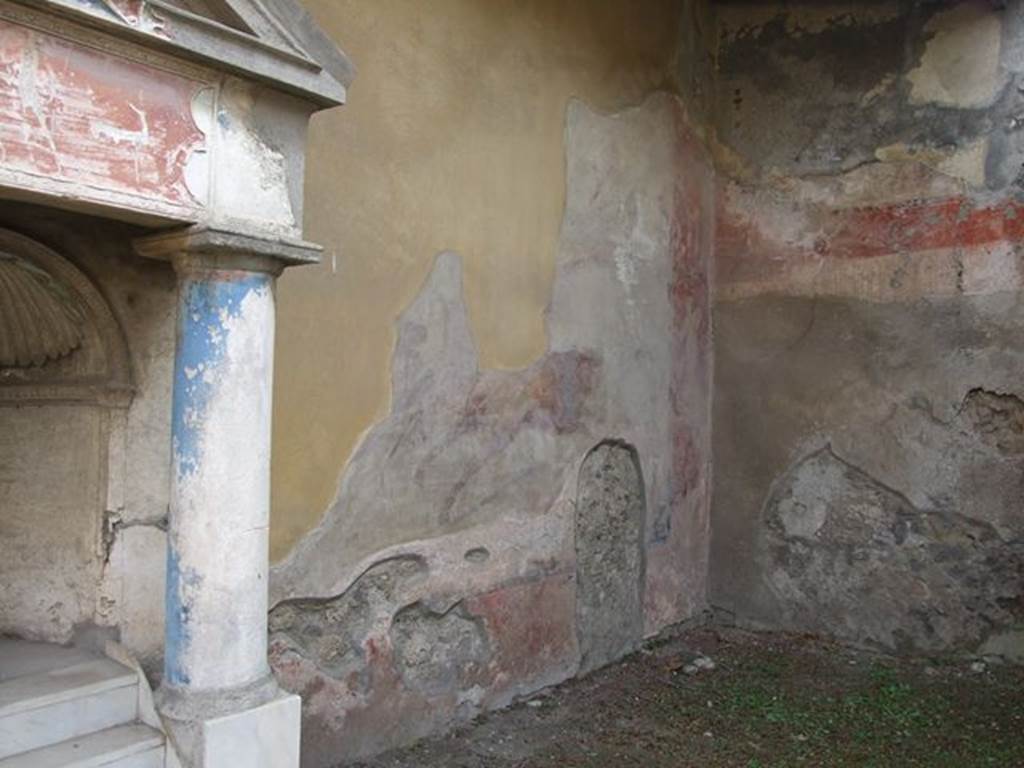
270 556 428 685
773 161 964 209
719 4 900 44
164 546 200 686
390 602 490 696
611 195 663 312
171 274 270 478
762 447 1024 654
875 139 988 188
0 20 206 213
908 3 1004 109
714 2 1021 183
213 81 296 230
961 388 1024 455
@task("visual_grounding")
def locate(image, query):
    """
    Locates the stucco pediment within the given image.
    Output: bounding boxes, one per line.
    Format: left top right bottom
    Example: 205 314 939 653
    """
17 0 352 106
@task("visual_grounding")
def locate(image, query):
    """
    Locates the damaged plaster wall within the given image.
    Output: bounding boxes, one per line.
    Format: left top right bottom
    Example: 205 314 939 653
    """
271 0 691 561
711 1 1024 661
270 89 714 764
262 2 717 763
0 203 175 665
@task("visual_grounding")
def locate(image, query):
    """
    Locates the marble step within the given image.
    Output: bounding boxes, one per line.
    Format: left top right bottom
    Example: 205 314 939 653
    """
0 660 138 760
0 642 96 685
0 724 163 768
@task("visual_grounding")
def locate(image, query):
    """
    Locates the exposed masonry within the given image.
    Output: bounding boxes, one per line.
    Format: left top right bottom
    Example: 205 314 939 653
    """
962 388 1024 456
390 603 490 697
575 441 646 675
101 512 168 567
269 556 429 685
762 446 1024 655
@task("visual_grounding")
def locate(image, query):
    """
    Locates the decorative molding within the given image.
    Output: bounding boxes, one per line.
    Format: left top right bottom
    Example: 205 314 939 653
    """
0 2 218 83
0 4 217 226
0 229 133 407
134 224 322 272
11 0 352 107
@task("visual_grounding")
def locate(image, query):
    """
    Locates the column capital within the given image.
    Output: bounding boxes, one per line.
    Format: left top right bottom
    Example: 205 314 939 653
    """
133 225 323 276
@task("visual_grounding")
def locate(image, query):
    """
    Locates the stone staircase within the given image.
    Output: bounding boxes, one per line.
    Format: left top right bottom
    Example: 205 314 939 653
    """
0 640 165 767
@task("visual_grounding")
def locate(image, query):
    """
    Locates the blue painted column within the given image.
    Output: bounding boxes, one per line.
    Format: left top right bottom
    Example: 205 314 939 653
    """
136 229 320 766
163 255 278 696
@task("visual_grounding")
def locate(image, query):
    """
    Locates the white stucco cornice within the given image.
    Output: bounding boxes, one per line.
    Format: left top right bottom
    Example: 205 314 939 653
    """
134 225 323 270
15 0 352 107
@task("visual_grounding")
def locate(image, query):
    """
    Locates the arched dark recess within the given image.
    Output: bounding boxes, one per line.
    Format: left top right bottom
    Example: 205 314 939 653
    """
575 439 646 675
0 228 131 406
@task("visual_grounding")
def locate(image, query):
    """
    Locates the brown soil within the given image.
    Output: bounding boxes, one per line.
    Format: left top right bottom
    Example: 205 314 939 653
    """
348 627 1024 768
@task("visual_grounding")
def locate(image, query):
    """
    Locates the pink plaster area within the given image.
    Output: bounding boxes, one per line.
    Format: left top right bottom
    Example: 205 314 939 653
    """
0 20 206 213
648 106 714 632
465 574 579 701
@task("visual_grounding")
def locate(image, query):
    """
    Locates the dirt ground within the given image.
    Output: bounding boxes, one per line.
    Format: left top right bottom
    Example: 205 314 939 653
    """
348 627 1024 768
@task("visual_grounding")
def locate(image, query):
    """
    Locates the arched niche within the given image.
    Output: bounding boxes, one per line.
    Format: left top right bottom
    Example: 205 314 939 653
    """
0 228 132 407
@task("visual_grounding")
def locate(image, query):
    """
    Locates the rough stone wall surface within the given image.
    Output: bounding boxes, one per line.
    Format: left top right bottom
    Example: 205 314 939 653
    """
269 91 714 765
0 204 174 663
711 1 1024 662
575 442 646 674
714 1 1024 184
0 406 105 641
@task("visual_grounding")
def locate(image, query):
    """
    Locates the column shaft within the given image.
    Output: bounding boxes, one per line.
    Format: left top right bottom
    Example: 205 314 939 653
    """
165 263 276 693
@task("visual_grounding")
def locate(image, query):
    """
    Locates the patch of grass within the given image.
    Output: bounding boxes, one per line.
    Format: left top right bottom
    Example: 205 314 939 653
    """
687 653 1024 767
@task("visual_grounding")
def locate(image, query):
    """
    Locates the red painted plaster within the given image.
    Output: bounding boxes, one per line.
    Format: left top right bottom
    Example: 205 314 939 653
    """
0 20 207 214
718 184 1024 290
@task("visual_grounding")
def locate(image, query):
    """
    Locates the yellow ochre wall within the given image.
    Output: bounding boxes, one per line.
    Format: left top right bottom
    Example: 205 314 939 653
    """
271 0 684 561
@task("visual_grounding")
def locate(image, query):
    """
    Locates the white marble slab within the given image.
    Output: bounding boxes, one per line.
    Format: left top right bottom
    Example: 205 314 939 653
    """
202 693 300 768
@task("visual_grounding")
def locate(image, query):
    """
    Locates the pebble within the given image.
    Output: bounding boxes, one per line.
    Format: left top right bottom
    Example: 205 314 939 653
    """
970 661 987 674
693 656 717 671
684 655 717 675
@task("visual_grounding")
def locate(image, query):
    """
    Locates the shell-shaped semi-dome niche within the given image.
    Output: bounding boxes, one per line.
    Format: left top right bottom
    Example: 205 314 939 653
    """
0 252 85 367
0 229 131 406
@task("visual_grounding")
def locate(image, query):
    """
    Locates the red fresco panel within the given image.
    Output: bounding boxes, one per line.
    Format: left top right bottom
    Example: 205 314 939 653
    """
0 19 207 217
717 187 1024 289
